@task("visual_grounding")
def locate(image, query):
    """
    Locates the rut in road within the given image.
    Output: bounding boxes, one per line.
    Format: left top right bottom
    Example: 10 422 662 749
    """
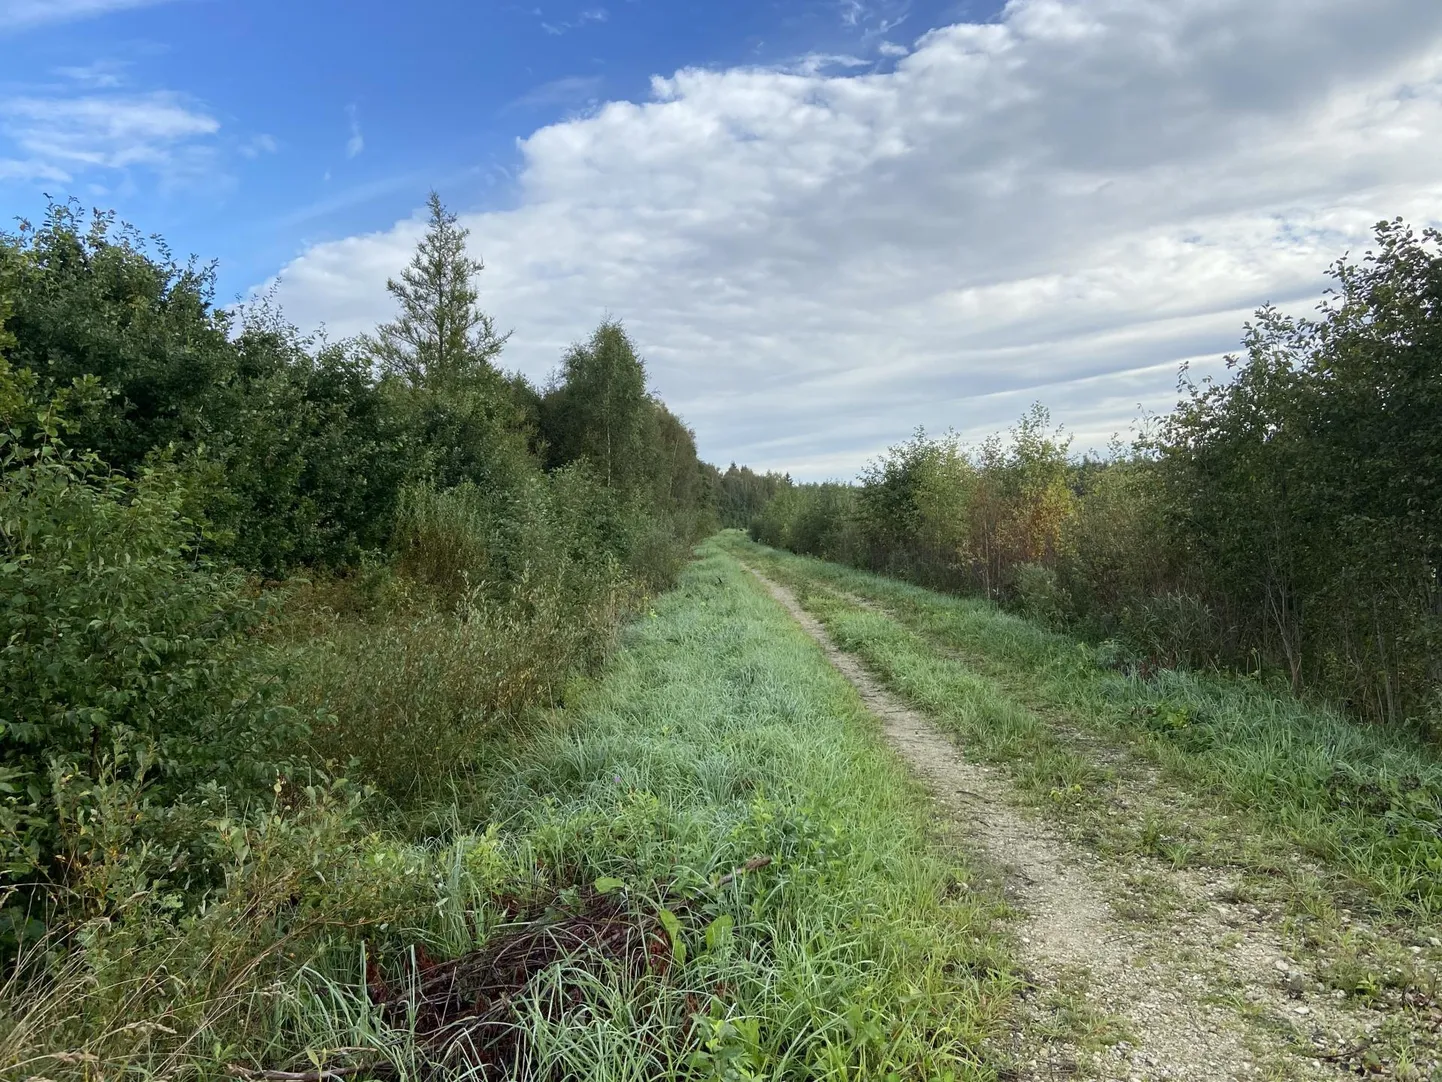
748 565 1360 1082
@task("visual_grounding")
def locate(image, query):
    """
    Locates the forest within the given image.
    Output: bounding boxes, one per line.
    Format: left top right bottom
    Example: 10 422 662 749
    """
2 202 1441 1081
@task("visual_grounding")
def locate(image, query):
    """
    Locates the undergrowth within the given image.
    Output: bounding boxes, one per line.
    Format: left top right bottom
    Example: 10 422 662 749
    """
1 540 1019 1080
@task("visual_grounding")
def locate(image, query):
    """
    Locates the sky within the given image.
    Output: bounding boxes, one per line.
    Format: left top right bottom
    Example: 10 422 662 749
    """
3 0 1441 478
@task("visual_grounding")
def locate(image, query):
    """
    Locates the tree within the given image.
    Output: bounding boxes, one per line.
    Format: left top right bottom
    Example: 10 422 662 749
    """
540 321 656 493
1153 219 1442 718
369 192 507 390
1 201 239 474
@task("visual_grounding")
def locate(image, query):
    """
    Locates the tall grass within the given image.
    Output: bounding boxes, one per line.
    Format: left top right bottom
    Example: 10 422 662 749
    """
2 540 1019 1080
277 479 641 804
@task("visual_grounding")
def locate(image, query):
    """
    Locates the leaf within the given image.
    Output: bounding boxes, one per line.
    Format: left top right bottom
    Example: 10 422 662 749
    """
657 907 687 965
593 876 625 895
703 913 734 953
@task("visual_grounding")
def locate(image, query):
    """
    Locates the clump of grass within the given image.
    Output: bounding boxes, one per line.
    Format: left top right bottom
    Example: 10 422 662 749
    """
279 573 631 804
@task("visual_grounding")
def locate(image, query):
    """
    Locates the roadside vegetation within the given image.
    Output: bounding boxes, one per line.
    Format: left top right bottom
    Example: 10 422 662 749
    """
729 535 1442 917
728 533 1442 1074
2 541 1017 1079
0 193 713 915
1 197 774 1078
0 195 1022 1080
743 219 1442 733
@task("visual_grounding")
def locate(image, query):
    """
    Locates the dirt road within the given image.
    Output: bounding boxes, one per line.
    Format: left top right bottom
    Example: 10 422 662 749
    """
750 566 1370 1081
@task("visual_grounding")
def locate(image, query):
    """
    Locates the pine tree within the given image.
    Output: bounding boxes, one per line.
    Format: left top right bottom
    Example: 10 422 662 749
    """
370 192 507 389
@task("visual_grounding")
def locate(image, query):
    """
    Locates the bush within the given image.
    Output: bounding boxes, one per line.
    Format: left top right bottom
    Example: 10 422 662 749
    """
290 470 642 803
0 367 304 919
1013 563 1069 627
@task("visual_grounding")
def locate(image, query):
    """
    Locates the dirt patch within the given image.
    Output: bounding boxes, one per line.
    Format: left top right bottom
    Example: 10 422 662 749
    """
748 566 1374 1081
364 889 672 1077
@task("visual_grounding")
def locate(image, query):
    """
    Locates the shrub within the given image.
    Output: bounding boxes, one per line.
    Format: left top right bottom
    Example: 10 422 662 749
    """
0 365 304 920
1013 563 1069 627
292 470 641 803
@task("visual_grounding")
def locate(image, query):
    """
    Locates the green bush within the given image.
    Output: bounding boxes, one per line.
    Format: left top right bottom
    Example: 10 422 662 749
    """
1013 562 1069 626
291 471 642 803
0 366 304 919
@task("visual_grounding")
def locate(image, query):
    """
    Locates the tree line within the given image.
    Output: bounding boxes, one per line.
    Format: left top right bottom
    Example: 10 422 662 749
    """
750 220 1442 731
0 195 715 930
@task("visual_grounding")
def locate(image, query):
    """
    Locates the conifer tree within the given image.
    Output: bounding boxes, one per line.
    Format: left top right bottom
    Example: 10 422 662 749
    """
370 192 507 389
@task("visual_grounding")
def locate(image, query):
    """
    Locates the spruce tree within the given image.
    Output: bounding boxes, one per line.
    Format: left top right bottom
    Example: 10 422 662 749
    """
370 192 507 389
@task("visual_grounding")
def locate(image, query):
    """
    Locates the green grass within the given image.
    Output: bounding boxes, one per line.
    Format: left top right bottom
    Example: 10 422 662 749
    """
726 534 1442 924
3 538 1019 1081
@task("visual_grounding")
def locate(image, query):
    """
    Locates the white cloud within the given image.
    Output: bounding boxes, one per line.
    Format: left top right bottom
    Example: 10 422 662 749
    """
267 0 1442 477
839 0 910 39
241 132 280 158
346 104 364 158
540 6 607 35
0 91 219 183
876 41 909 58
787 53 869 77
0 0 178 32
508 75 605 114
0 157 69 182
54 59 130 88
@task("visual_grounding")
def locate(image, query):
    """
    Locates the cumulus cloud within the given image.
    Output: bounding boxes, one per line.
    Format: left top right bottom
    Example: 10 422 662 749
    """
267 0 1442 477
0 91 219 183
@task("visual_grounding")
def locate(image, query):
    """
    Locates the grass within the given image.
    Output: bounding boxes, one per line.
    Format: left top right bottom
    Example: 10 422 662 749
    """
2 538 1020 1081
725 533 1442 923
724 532 1442 1071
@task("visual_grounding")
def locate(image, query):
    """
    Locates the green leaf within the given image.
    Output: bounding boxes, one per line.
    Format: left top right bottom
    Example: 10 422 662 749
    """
593 876 625 895
703 913 734 954
657 907 687 965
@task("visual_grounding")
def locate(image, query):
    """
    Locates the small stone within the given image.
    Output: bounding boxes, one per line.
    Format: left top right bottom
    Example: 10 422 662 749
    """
1286 972 1306 996
1294 1005 1310 1015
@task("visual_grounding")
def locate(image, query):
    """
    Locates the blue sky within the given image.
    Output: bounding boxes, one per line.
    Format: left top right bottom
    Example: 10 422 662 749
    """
4 0 1442 476
2 0 991 299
